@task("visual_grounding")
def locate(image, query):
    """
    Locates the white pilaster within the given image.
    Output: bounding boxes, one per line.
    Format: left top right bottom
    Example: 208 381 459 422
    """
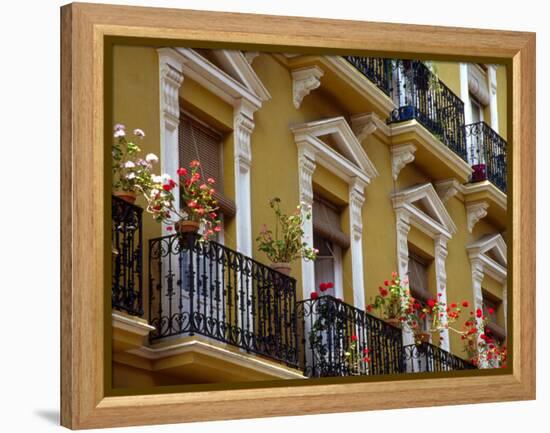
349 179 367 310
434 235 451 351
233 102 255 257
470 258 487 368
297 143 317 299
158 48 185 231
460 63 472 125
488 65 499 133
395 210 414 346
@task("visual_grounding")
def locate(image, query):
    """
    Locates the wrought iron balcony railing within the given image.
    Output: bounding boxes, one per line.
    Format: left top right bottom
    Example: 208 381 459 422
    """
111 195 144 316
344 56 393 96
388 60 468 161
403 343 476 373
148 232 299 368
296 295 404 377
464 121 507 193
296 295 475 377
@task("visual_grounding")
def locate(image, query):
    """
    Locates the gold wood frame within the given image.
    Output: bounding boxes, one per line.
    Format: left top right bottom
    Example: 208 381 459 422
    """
61 2 536 429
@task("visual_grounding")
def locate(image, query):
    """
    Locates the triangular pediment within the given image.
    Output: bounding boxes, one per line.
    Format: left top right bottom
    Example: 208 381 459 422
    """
291 117 379 182
392 183 457 235
210 50 271 102
467 233 507 267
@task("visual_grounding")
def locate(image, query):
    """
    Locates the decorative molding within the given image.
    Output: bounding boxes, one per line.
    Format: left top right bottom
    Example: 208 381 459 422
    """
392 183 457 237
158 48 185 130
244 51 260 64
211 50 271 102
434 179 462 203
391 144 417 181
112 312 155 337
350 112 385 142
291 116 379 184
234 110 255 169
434 235 450 351
466 201 489 233
297 143 317 205
349 179 366 239
291 66 324 109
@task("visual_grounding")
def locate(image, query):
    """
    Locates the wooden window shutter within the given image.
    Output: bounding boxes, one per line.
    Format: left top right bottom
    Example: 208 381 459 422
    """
312 197 350 249
178 113 236 218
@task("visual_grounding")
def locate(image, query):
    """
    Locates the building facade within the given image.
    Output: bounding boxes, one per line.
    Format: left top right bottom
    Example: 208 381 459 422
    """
111 46 508 387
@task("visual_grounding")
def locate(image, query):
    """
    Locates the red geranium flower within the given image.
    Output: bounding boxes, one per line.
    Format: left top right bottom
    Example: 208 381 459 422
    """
379 287 389 297
319 282 328 292
384 280 390 286
310 291 319 300
450 303 457 309
366 304 373 312
427 299 436 308
177 167 187 177
476 308 483 318
488 307 495 314
351 335 358 341
462 301 469 308
326 282 334 289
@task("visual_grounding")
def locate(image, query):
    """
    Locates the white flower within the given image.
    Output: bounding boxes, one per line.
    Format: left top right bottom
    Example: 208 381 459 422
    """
124 161 135 168
151 188 159 196
161 173 172 183
126 172 136 180
145 153 159 163
113 129 125 138
133 128 145 138
152 175 163 184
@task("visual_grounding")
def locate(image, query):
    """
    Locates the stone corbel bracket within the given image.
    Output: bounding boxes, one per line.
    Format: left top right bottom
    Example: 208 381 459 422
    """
391 143 417 181
466 201 489 233
434 179 462 203
291 66 324 109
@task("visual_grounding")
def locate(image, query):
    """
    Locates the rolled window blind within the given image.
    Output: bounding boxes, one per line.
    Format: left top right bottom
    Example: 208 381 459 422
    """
312 197 350 249
178 113 236 218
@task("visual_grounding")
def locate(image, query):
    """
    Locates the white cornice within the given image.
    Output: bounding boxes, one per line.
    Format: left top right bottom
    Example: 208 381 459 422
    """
112 312 155 337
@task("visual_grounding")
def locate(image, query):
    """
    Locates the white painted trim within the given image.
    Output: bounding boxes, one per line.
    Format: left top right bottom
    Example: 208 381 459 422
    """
466 201 489 233
291 66 324 109
211 49 272 102
488 65 500 134
392 183 456 350
391 143 417 181
128 338 305 379
292 117 378 307
460 63 472 125
112 312 155 336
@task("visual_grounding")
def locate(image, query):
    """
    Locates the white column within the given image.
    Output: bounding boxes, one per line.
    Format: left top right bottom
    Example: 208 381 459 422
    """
233 102 255 257
158 48 185 232
487 65 499 133
395 210 414 346
460 63 472 125
297 143 316 300
349 179 367 309
434 235 451 351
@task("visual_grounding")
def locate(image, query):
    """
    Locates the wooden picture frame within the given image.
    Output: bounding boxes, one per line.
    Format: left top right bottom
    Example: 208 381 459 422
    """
61 2 536 429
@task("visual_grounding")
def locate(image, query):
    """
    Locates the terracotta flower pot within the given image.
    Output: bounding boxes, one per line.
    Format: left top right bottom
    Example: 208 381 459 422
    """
113 190 137 204
271 262 291 276
175 220 201 234
414 331 431 344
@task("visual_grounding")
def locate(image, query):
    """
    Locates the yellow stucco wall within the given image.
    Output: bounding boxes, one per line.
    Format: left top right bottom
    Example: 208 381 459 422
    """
112 48 507 377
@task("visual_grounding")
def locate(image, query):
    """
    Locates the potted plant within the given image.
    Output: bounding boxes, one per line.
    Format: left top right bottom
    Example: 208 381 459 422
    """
139 160 221 241
112 124 156 204
366 272 416 329
256 197 317 275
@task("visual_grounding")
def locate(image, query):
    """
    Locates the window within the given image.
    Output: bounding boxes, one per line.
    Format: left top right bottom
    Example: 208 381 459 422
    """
179 112 236 219
312 196 348 297
470 96 484 124
408 251 433 332
481 290 506 343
